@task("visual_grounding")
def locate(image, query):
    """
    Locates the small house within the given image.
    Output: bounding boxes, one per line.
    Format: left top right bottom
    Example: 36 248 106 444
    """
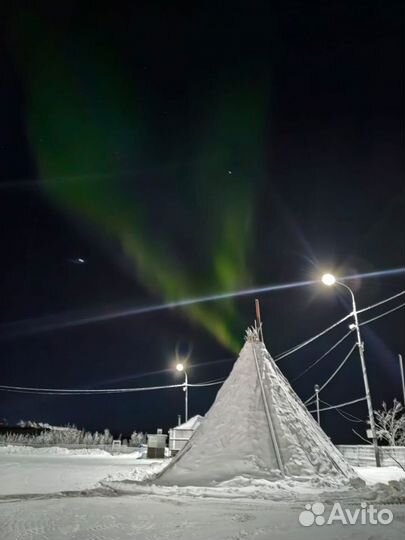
168 415 203 456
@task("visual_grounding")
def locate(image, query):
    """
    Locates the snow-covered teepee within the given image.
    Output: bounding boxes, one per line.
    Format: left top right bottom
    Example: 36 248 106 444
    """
156 328 357 486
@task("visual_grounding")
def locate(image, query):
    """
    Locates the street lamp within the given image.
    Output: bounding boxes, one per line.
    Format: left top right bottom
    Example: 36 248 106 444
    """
176 362 188 423
321 273 381 466
321 273 336 286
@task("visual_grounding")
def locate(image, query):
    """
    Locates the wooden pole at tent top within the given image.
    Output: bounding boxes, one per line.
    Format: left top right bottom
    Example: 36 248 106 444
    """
255 299 264 342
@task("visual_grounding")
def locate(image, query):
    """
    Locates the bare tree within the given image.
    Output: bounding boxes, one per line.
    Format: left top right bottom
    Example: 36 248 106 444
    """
374 399 405 446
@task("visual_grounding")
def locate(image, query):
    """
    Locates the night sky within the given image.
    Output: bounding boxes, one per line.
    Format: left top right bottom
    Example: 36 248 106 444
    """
0 2 404 441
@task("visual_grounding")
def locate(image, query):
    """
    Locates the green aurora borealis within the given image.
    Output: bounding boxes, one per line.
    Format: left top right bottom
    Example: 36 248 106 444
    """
8 12 270 351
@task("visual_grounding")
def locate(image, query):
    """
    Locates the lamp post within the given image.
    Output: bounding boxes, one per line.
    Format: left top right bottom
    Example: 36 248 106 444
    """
176 362 188 423
321 273 381 467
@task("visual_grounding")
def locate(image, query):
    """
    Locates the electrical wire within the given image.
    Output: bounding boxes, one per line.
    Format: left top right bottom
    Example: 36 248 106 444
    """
190 300 404 394
299 299 405 416
308 396 367 413
359 301 405 327
318 398 365 423
305 398 317 408
291 301 405 384
319 396 367 422
357 290 405 315
2 294 403 397
275 290 405 362
274 312 352 362
188 379 225 387
289 300 405 385
0 383 184 395
291 330 352 383
334 408 365 423
304 342 357 404
0 378 224 395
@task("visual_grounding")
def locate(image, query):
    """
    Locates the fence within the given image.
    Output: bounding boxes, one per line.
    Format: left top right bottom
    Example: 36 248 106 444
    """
337 445 405 468
169 427 195 454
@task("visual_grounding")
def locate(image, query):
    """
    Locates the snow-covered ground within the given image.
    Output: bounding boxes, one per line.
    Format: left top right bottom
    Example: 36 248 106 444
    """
0 445 159 496
0 447 404 539
3 495 405 540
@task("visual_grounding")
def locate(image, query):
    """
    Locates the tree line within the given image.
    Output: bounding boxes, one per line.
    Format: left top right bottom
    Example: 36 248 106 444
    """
0 422 147 447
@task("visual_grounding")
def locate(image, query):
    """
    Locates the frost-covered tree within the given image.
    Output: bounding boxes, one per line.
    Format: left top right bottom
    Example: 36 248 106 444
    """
374 399 405 446
129 431 147 447
102 428 113 445
81 431 96 445
130 431 137 446
0 424 118 447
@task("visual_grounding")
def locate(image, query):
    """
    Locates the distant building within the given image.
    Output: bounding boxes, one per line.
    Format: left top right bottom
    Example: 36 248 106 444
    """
169 415 203 456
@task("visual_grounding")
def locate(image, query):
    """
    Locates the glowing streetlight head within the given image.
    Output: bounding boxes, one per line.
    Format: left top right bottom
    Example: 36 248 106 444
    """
176 363 184 372
321 273 336 286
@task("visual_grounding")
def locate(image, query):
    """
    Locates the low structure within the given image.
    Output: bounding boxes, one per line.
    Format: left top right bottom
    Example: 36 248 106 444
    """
337 445 405 467
147 429 167 458
169 415 203 456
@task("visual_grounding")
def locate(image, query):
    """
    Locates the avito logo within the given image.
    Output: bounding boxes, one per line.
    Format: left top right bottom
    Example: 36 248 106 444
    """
298 502 393 527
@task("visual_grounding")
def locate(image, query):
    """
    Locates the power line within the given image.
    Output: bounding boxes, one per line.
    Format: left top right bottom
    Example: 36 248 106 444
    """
304 342 357 404
308 396 367 413
0 382 184 395
305 397 317 408
188 379 225 387
357 290 405 315
359 301 405 327
2 294 403 397
290 301 405 383
275 290 405 362
319 396 367 424
275 313 352 362
291 330 352 383
0 378 224 396
334 408 364 423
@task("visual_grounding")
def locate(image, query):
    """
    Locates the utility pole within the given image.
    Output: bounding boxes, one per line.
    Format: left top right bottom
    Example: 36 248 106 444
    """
314 384 320 425
399 354 405 405
350 298 380 467
175 362 189 423
184 370 189 423
321 274 381 467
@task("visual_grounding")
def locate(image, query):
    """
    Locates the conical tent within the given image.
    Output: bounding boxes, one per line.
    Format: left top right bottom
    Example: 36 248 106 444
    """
156 328 357 486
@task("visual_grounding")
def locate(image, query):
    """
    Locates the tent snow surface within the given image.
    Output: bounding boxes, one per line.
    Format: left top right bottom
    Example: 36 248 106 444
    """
156 328 357 486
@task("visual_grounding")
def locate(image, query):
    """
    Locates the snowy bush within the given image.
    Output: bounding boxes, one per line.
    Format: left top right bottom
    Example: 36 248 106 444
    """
374 400 405 446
